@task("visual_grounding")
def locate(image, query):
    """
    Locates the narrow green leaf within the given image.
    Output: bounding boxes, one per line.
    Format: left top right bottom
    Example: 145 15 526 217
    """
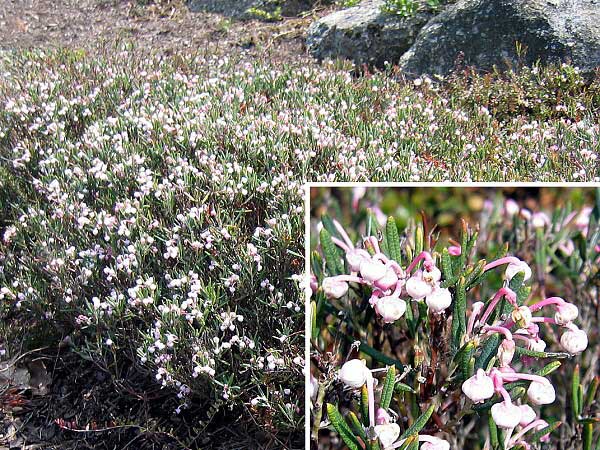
320 228 343 276
361 385 370 427
311 301 318 341
488 410 499 449
326 403 360 450
514 346 572 359
538 360 561 376
573 364 581 419
336 331 405 371
386 217 402 263
451 277 467 354
415 223 424 255
321 214 342 240
530 421 561 443
584 376 599 409
396 434 418 450
347 411 368 443
394 382 415 394
366 209 380 238
311 250 324 281
399 404 435 440
578 384 584 418
380 366 396 410
583 423 593 450
475 334 501 371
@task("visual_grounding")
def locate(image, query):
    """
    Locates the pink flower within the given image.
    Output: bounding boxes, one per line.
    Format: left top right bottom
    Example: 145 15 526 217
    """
425 287 452 313
519 404 537 426
505 259 532 281
322 277 348 299
560 326 588 354
491 400 522 429
527 380 556 405
554 302 578 325
462 369 494 403
375 296 407 323
405 271 433 300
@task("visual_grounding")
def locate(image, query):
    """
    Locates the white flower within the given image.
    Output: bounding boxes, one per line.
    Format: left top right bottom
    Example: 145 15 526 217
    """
360 258 387 283
405 271 433 300
531 212 550 229
528 338 546 352
422 266 441 283
375 267 399 290
425 287 452 313
505 260 532 281
491 401 522 428
346 250 366 272
322 277 348 299
554 302 578 325
560 326 588 354
374 296 407 323
338 359 370 388
421 437 451 450
527 380 556 405
461 369 494 403
504 199 520 216
519 404 537 426
497 339 515 367
374 423 400 448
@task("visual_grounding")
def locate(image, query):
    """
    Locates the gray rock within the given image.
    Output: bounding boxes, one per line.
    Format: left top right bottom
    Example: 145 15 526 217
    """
307 0 433 67
399 0 600 76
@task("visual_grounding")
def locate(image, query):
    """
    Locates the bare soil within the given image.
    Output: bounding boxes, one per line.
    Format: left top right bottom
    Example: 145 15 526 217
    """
0 0 332 63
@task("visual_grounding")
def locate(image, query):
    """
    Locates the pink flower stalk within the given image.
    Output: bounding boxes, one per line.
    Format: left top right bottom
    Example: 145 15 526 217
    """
466 301 485 336
509 419 551 447
478 288 517 325
405 251 435 274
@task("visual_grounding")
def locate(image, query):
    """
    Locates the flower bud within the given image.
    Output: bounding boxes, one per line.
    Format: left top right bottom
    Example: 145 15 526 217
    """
425 287 452 313
360 258 387 283
554 302 578 325
461 369 494 403
374 296 407 323
560 326 588 354
511 306 532 328
491 401 522 428
338 359 370 388
322 277 349 299
519 404 537 426
405 271 433 300
497 339 515 367
421 437 450 450
374 423 400 448
505 260 532 281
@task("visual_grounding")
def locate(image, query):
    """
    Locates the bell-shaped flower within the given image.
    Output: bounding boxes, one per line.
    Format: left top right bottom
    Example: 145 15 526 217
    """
346 249 367 273
422 266 441 284
322 277 348 299
405 271 433 300
497 338 516 367
491 400 522 429
462 369 494 403
519 404 537 426
554 302 578 325
374 423 400 448
527 380 556 405
505 259 532 281
511 306 532 328
420 437 450 450
527 338 546 352
374 267 399 291
338 359 370 388
360 258 387 283
375 296 407 323
425 287 452 313
560 326 588 354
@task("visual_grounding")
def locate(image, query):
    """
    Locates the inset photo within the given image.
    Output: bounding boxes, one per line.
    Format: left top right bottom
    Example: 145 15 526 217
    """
308 185 600 450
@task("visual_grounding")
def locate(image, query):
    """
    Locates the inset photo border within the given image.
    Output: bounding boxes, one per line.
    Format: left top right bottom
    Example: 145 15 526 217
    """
306 183 600 450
